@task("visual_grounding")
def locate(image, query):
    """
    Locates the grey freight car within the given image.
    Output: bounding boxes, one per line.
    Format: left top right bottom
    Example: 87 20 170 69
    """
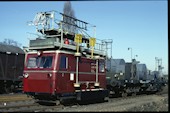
106 58 144 97
106 59 126 86
136 64 147 80
0 43 25 93
106 59 129 96
106 59 125 82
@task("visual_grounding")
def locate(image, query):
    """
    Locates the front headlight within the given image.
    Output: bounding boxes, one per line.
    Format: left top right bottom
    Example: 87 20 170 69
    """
114 74 118 77
48 73 52 77
23 73 29 78
120 72 124 75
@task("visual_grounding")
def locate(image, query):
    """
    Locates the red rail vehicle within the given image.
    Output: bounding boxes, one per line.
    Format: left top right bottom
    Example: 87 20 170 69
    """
23 11 109 103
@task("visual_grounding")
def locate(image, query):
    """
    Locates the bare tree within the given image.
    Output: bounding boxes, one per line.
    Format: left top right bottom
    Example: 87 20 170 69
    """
63 1 77 34
1 38 22 48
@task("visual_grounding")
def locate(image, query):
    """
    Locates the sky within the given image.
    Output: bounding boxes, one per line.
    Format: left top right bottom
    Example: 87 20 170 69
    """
0 1 168 74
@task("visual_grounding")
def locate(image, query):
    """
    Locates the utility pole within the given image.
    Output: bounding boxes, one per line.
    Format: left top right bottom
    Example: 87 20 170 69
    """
102 39 113 59
155 57 164 78
128 47 133 80
128 47 132 62
134 55 138 60
155 57 158 71
103 39 113 75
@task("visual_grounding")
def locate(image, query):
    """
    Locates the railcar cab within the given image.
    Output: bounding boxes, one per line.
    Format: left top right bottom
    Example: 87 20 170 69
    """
23 51 55 94
23 49 108 101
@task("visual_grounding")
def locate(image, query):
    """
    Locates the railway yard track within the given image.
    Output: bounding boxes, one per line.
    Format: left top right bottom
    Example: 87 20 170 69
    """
0 93 167 112
0 85 168 112
0 94 64 112
56 93 168 112
0 93 31 102
0 101 64 112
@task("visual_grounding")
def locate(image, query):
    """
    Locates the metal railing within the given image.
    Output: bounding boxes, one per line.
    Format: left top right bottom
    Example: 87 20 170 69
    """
27 10 112 57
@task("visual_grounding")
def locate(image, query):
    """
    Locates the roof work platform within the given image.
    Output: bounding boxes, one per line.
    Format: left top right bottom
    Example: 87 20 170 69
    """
26 10 112 58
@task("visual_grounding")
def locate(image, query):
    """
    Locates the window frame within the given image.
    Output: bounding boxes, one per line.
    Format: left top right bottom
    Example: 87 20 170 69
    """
59 55 68 70
26 53 54 70
99 60 105 73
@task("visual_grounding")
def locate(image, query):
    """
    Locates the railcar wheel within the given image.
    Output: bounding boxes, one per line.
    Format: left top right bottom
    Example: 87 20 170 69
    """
55 100 60 105
132 92 136 96
121 92 127 97
4 87 11 93
104 97 109 102
10 85 15 92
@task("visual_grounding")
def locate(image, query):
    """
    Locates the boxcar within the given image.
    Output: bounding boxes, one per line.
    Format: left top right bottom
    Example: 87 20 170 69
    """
0 43 25 93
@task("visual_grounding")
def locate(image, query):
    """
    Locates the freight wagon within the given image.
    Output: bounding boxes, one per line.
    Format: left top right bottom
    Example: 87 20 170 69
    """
0 43 25 93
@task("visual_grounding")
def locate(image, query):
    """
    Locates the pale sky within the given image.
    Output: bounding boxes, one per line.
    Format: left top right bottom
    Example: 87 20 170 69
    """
0 1 168 74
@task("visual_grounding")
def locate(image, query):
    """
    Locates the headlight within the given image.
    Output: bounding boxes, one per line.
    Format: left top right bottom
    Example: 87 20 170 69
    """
23 73 29 78
37 51 42 56
114 74 118 77
48 73 52 77
120 72 124 75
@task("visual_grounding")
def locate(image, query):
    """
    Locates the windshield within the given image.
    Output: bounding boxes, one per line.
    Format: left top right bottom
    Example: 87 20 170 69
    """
27 56 53 68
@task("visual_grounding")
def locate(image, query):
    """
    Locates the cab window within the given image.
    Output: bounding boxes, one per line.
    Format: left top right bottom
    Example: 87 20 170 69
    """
27 56 53 68
39 56 53 68
27 57 39 68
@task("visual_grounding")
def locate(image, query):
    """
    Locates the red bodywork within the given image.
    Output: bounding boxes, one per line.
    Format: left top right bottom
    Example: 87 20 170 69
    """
23 50 106 95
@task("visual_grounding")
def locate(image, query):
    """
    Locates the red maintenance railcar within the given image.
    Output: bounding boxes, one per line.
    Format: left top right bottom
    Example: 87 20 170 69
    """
23 11 109 103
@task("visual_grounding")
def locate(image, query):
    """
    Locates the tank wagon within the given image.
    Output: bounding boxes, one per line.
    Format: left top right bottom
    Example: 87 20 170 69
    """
106 58 165 97
23 11 109 103
106 59 126 96
0 43 25 93
106 58 142 96
147 70 166 92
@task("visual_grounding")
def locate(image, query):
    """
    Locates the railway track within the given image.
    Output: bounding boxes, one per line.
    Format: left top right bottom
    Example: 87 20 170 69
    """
0 93 66 112
0 87 167 112
0 97 64 112
0 93 32 103
108 86 168 104
55 93 168 112
0 100 35 112
0 103 63 112
0 94 167 112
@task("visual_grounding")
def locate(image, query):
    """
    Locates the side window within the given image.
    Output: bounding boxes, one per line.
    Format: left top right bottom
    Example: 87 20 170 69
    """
60 56 68 69
99 60 105 73
106 60 111 72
